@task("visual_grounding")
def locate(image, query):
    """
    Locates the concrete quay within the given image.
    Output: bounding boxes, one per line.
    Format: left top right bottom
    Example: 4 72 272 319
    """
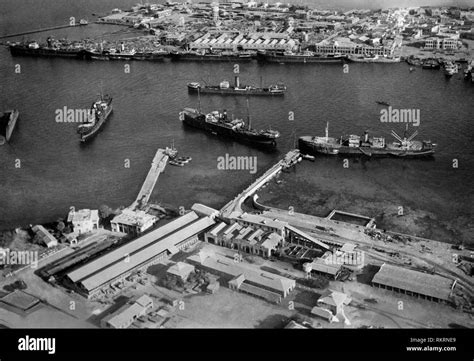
130 148 169 210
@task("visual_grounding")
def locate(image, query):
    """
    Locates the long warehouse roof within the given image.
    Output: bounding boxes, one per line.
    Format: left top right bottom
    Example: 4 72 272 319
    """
79 216 215 292
372 263 454 301
67 211 199 283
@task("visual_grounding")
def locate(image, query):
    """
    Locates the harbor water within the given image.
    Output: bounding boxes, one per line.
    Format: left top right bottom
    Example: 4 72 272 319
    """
0 1 473 246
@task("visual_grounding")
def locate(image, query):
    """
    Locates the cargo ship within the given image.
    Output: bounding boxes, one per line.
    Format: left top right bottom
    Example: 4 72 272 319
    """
347 54 401 63
299 123 436 158
171 50 255 62
77 94 113 143
257 50 345 63
9 40 85 59
180 101 280 147
0 110 19 145
187 75 286 96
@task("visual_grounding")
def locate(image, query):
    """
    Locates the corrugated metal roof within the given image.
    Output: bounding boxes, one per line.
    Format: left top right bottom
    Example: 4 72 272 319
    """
67 212 199 283
372 263 454 301
285 224 330 250
80 217 215 292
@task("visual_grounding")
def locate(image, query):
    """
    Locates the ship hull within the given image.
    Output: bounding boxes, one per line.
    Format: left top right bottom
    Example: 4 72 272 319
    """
171 53 254 62
258 52 344 64
188 86 285 96
9 45 84 59
182 111 277 147
80 105 113 143
0 110 19 144
299 138 435 158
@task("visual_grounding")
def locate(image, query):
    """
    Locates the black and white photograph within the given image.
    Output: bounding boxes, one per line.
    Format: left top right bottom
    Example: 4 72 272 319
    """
0 0 473 357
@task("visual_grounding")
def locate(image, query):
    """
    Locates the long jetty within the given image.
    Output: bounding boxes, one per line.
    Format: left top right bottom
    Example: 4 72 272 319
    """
0 24 87 40
220 149 301 219
130 148 169 210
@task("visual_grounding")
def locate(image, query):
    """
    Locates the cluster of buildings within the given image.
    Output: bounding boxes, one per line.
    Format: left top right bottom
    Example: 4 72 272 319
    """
64 206 216 299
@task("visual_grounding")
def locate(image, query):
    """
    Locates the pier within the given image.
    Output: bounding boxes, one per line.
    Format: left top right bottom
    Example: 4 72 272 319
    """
220 149 301 219
0 24 87 40
130 148 169 210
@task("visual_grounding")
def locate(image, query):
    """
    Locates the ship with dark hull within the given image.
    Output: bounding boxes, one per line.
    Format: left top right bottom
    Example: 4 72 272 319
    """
77 94 113 143
9 41 85 59
299 123 436 158
257 50 346 64
0 109 19 145
347 54 401 63
180 106 280 147
171 50 255 62
187 75 286 96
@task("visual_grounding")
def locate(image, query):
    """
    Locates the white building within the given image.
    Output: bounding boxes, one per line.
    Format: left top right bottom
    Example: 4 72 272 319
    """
67 208 99 234
110 208 157 236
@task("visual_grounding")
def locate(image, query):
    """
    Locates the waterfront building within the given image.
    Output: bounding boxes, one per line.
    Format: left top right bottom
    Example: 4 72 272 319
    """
67 208 99 235
204 221 283 258
65 211 215 299
31 225 58 248
371 263 455 304
110 208 157 236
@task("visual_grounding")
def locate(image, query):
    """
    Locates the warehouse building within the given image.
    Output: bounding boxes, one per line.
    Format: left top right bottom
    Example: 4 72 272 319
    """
110 208 157 236
65 211 215 299
101 294 154 329
204 221 283 258
187 250 295 303
371 263 455 304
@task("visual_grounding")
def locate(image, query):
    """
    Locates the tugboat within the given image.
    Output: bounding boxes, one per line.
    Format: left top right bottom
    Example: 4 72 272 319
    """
187 75 286 96
0 109 19 145
299 123 436 158
77 93 113 142
180 97 280 147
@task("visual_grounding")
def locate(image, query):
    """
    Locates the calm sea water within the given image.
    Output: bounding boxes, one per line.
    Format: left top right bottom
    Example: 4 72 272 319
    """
0 0 473 232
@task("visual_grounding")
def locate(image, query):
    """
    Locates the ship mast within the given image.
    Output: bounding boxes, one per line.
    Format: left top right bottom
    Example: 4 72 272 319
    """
197 86 201 113
325 122 329 142
246 97 251 130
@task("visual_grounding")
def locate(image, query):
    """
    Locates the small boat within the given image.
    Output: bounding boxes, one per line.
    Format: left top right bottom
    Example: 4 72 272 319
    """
169 160 185 167
376 100 390 106
301 154 315 161
409 67 414 72
444 61 458 77
177 156 192 163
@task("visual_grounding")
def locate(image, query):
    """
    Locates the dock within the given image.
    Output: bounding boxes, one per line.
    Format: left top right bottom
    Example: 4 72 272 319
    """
220 149 301 219
0 24 87 40
130 148 169 210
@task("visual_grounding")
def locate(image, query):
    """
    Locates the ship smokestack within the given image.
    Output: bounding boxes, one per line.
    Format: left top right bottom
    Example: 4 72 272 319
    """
364 131 369 143
235 75 240 88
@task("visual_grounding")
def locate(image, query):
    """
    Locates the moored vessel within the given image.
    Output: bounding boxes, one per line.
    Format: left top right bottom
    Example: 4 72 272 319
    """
180 99 280 147
258 50 345 64
0 109 19 145
299 123 436 158
77 93 113 143
187 75 286 96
